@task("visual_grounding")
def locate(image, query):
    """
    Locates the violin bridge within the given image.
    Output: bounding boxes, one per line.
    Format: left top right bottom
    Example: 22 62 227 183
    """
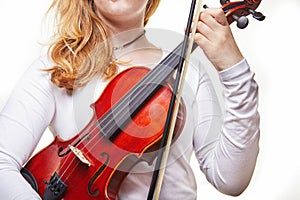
68 145 91 167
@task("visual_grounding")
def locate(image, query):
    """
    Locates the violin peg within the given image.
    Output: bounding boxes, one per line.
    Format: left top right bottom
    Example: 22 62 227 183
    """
232 15 249 29
203 4 209 9
249 9 266 21
220 0 230 5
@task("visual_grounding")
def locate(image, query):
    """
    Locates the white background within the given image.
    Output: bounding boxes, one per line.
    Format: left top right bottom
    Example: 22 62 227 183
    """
1 0 300 199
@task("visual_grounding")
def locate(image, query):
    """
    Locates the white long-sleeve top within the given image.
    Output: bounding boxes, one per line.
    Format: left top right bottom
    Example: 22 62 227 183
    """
0 52 259 199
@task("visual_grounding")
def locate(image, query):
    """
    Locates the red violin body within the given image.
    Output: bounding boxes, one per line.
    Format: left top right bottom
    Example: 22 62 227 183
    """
23 67 185 199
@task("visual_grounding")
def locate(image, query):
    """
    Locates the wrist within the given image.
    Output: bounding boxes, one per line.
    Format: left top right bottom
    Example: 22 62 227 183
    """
216 53 244 71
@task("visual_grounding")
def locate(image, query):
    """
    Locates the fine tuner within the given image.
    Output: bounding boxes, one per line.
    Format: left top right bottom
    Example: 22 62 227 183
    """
205 0 265 29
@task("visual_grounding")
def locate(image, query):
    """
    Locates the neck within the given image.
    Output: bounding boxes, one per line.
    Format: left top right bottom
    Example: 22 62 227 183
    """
104 20 146 50
111 28 162 67
111 28 151 57
112 29 146 50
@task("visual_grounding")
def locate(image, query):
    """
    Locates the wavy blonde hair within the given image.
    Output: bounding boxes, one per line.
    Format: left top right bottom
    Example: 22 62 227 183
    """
47 0 160 94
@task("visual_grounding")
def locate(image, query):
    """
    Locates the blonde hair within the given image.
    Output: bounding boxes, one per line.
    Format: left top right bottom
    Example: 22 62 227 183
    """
46 0 160 94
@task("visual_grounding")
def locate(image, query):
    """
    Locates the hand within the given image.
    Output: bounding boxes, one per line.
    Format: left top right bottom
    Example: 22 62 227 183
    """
193 8 244 71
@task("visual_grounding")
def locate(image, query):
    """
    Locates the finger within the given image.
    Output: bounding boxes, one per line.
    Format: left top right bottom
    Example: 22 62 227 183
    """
195 19 212 39
193 31 210 50
200 7 228 26
198 10 221 31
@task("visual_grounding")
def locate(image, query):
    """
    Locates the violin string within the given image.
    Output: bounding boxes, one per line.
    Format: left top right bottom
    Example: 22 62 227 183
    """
60 42 193 186
59 47 183 182
56 43 184 182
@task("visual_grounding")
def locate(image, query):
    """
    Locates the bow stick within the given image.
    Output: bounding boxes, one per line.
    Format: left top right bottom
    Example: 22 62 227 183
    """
147 0 203 199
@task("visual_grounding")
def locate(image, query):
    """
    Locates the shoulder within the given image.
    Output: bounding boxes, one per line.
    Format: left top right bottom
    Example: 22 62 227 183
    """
20 54 55 86
13 54 56 98
27 54 54 71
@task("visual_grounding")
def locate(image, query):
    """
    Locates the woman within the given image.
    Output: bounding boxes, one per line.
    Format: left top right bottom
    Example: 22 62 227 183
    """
0 0 260 199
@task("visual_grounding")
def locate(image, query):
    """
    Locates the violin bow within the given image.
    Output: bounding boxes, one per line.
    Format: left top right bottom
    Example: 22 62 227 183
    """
147 0 265 199
147 0 202 199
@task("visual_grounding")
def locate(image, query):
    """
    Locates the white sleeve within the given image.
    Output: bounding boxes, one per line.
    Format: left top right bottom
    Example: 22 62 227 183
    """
193 59 260 196
0 57 55 199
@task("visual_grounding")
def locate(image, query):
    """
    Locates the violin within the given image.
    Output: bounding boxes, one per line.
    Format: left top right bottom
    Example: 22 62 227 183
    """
21 1 265 199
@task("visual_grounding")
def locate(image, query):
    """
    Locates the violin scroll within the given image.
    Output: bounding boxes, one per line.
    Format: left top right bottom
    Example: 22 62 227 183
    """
216 0 265 29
